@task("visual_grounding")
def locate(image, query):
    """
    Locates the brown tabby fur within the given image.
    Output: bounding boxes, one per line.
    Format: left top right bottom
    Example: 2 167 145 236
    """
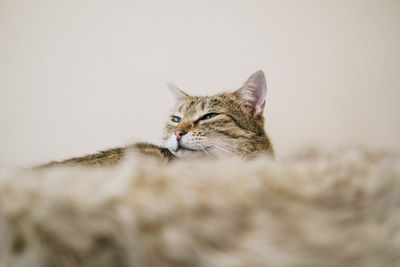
40 143 175 168
163 90 273 159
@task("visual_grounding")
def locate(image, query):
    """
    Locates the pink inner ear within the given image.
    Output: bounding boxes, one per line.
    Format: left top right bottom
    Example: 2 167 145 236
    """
254 100 266 116
240 71 267 116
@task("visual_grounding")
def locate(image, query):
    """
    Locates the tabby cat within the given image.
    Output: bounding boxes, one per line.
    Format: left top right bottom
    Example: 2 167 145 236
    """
42 71 273 167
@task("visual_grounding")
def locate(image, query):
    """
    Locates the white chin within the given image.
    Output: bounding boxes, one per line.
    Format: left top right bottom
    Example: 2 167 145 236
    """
174 148 202 158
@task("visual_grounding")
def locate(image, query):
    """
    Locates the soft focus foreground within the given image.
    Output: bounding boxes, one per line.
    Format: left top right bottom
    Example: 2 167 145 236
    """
0 147 399 267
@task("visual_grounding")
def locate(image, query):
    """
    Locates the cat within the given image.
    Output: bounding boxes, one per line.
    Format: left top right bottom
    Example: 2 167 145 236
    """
162 70 273 159
42 71 273 167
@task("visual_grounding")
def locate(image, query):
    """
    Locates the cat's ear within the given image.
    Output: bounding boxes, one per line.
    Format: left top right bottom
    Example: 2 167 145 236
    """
167 83 190 102
236 70 267 117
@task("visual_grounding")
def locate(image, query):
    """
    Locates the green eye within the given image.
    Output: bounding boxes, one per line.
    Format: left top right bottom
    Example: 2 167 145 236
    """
171 116 181 123
200 113 218 120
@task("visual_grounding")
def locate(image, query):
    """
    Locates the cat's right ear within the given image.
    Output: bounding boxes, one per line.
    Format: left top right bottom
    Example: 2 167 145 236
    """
167 83 189 102
236 70 267 117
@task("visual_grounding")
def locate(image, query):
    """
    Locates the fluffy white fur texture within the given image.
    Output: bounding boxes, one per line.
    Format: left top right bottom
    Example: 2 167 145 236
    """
0 147 399 267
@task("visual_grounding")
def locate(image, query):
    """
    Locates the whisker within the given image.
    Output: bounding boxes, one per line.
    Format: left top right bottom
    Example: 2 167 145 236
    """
199 139 258 157
195 140 232 155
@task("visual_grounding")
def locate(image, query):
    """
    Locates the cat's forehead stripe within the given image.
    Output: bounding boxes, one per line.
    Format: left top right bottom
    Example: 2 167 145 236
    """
178 97 203 116
200 100 206 110
177 95 233 117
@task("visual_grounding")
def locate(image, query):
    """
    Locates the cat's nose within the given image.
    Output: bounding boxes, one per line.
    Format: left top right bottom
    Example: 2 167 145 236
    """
174 130 186 141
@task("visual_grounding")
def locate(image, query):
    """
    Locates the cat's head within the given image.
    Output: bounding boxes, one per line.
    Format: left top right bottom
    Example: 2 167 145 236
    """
163 71 273 159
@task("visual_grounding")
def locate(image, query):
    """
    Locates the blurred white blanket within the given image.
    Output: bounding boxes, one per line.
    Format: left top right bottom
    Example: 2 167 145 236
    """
1 147 399 267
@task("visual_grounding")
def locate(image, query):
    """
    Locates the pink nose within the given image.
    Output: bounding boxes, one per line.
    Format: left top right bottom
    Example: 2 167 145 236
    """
174 130 185 141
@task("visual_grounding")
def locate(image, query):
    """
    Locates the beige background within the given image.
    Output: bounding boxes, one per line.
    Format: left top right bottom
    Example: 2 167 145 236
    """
0 0 399 168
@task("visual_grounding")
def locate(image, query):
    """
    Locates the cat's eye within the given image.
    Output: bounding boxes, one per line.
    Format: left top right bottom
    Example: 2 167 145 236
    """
171 116 181 123
200 113 218 120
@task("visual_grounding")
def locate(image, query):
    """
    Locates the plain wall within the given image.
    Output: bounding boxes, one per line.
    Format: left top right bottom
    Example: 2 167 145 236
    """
1 0 399 168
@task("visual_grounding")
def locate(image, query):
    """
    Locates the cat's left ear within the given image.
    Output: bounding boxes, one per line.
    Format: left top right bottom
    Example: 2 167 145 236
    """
236 70 267 117
167 83 190 102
